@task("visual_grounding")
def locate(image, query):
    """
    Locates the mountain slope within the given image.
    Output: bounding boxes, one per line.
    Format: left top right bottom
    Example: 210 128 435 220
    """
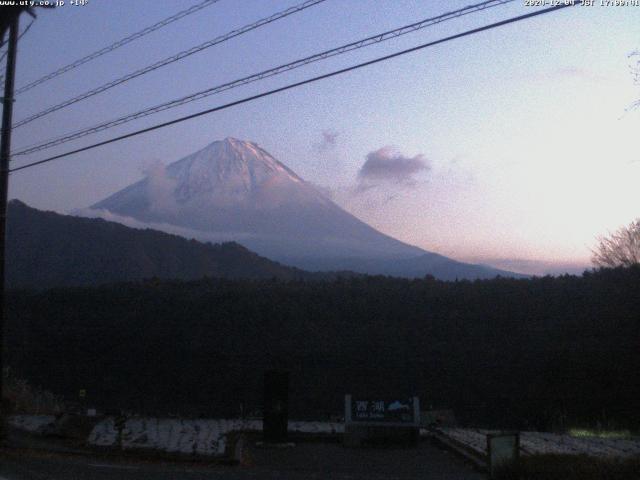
6 200 315 289
92 137 425 260
293 253 512 281
91 137 520 279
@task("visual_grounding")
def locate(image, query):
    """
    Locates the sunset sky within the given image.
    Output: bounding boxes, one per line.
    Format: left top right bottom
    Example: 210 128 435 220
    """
5 0 639 274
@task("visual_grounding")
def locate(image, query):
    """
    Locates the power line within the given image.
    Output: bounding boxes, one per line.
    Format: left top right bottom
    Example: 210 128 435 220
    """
9 4 576 174
0 19 35 83
12 0 327 129
13 0 516 157
13 0 222 95
14 0 513 155
2 21 33 63
17 18 35 41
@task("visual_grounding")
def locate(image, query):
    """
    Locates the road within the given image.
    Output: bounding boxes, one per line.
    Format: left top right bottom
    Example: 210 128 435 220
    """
0 440 485 479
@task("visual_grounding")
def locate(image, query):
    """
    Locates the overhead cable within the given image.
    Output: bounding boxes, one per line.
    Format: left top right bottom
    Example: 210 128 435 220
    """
14 0 223 95
14 0 514 156
12 0 327 129
10 4 576 173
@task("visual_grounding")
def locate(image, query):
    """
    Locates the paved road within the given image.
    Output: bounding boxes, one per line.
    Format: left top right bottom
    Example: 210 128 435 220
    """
0 440 485 479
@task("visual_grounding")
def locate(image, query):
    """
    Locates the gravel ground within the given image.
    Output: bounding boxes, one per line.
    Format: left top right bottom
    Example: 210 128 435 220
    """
0 438 484 480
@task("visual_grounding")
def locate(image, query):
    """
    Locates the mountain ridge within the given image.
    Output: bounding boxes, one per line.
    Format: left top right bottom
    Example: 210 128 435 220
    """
6 199 330 289
90 137 522 280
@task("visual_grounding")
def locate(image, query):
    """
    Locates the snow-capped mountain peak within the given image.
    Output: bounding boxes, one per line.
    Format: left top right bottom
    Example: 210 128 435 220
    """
89 137 517 279
164 137 304 205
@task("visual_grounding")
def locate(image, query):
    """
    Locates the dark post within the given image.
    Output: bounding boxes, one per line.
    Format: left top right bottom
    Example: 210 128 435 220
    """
487 431 520 479
0 11 20 437
263 370 289 443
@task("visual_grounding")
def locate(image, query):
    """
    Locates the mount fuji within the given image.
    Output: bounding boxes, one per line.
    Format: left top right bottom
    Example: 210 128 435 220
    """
90 138 518 279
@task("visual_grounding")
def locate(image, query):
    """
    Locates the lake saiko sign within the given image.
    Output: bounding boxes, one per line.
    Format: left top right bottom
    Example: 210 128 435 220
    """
348 397 419 424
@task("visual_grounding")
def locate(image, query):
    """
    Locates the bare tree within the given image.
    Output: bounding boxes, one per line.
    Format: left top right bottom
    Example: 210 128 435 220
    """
630 49 640 110
592 219 640 268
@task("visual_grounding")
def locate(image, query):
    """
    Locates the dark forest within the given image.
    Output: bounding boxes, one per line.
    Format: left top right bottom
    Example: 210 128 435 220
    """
5 266 639 431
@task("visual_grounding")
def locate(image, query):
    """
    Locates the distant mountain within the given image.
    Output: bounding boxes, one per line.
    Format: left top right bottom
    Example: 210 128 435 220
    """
90 137 521 280
6 200 315 289
295 254 514 280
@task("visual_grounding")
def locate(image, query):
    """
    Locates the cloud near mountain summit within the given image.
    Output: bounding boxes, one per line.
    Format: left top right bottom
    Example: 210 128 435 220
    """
357 147 429 187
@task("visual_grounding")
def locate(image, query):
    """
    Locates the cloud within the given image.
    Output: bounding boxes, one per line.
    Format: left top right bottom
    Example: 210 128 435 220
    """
309 182 336 200
143 161 178 215
73 208 269 244
357 146 429 186
313 130 339 152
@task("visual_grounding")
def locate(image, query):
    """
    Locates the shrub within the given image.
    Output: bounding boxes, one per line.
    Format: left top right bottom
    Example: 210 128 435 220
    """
517 454 640 480
2 367 65 415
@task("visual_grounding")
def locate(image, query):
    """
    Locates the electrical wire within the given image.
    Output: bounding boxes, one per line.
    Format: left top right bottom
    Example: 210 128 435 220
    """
13 0 222 95
9 3 576 174
0 19 35 83
13 0 515 157
18 18 35 41
12 0 327 129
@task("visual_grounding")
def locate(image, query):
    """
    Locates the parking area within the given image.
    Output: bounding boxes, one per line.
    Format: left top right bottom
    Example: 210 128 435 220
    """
243 438 485 480
0 438 484 480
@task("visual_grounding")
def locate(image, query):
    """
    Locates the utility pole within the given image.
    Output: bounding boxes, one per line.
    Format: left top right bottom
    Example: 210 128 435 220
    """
0 5 52 438
0 4 38 438
0 8 20 438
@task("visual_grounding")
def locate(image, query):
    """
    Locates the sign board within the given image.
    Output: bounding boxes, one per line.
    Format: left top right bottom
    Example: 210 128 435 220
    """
487 432 520 479
345 395 419 426
78 389 86 398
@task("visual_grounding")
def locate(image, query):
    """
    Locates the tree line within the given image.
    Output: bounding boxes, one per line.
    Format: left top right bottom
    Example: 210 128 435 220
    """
4 266 640 430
